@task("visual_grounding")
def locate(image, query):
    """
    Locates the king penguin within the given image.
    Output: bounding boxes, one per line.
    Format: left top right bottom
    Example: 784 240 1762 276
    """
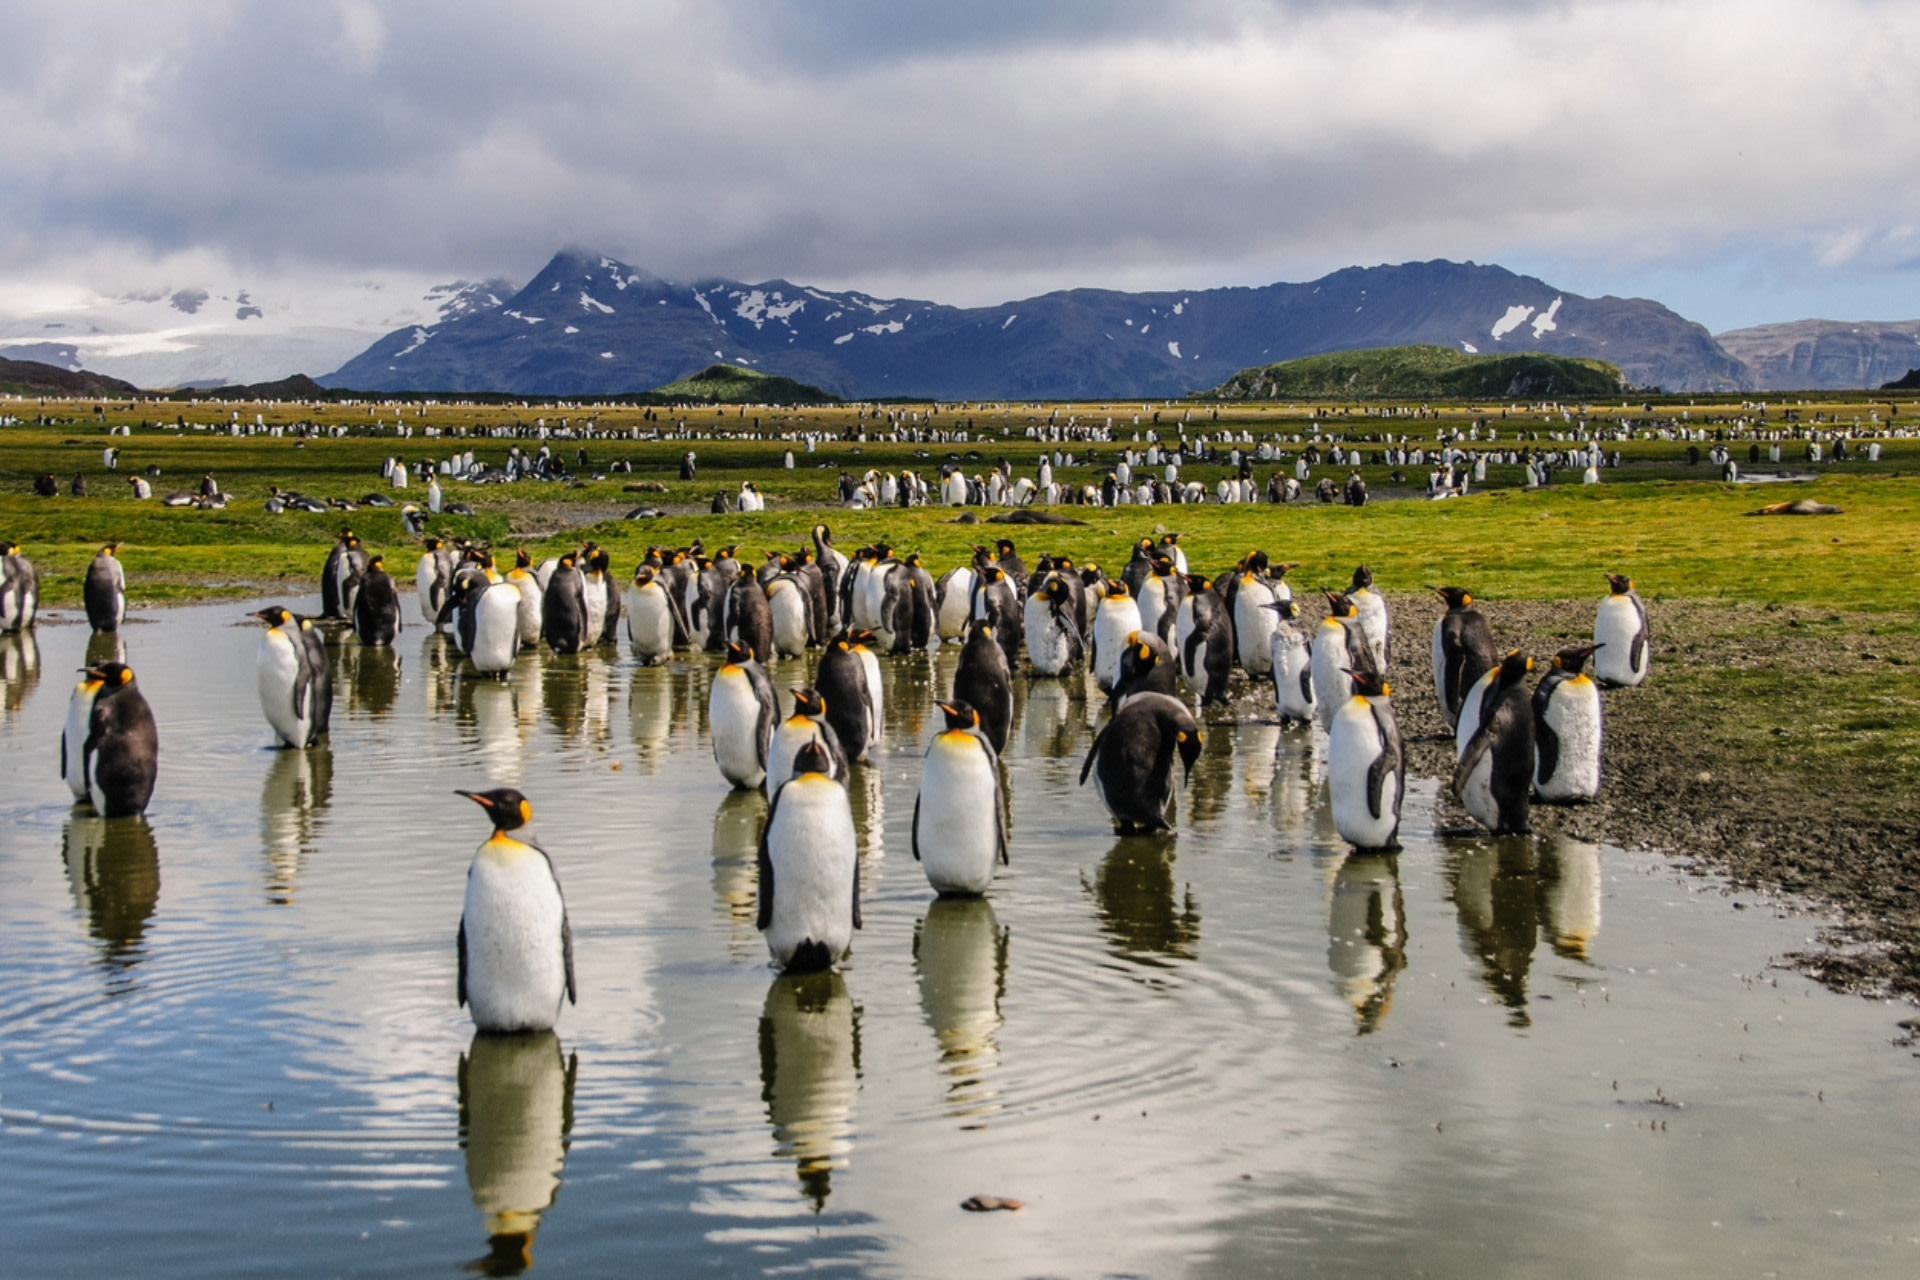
1090 581 1144 693
253 606 332 748
815 630 875 762
1431 586 1498 730
952 620 1014 753
452 576 522 676
320 529 369 620
456 788 576 1033
540 554 589 655
759 741 861 973
766 687 850 795
1111 631 1180 706
912 700 1009 897
1079 691 1202 834
1312 592 1377 731
351 554 403 647
1348 565 1390 669
505 549 545 650
418 536 455 628
1023 573 1084 677
83 543 126 632
709 640 776 789
1327 669 1404 851
1453 651 1536 835
1177 575 1234 707
1593 574 1650 688
61 660 159 817
1534 644 1604 802
625 565 676 666
1265 597 1316 728
0 540 38 633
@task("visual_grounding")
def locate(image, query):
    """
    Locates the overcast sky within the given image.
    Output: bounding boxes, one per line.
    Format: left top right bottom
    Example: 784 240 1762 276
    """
3 0 1917 332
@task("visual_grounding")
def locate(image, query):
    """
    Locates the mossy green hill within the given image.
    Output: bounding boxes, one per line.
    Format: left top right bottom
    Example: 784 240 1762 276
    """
652 364 838 405
1204 345 1624 400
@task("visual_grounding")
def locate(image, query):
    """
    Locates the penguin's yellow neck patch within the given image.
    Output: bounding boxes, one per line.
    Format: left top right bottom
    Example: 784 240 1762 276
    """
937 729 978 749
482 832 534 860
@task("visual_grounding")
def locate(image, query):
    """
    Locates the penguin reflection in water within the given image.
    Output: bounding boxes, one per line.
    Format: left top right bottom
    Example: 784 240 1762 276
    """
61 661 159 817
1079 691 1202 834
253 606 333 749
913 701 1009 897
456 789 576 1034
759 741 861 973
459 1030 577 1276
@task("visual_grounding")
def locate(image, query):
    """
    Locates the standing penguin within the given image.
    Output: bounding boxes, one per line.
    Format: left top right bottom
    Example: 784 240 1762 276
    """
83 543 126 632
933 563 976 644
505 550 545 650
815 632 875 763
625 566 676 666
766 688 850 795
452 577 522 676
758 740 861 973
1266 598 1316 728
1534 644 1604 803
912 701 1009 897
1312 592 1377 731
0 541 38 633
1079 692 1202 834
61 661 159 817
418 536 455 628
540 554 589 655
589 548 622 646
1177 575 1234 707
848 630 885 751
727 574 776 665
1090 581 1144 693
765 573 812 660
1232 569 1285 676
1593 574 1650 688
969 565 1022 668
455 788 576 1033
320 530 369 620
1431 586 1498 730
1022 574 1084 677
709 640 777 789
1348 565 1390 669
1453 651 1536 835
952 621 1014 753
352 554 403 646
254 606 332 748
1327 669 1403 851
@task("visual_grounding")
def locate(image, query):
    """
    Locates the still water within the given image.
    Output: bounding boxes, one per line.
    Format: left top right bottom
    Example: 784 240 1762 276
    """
2 602 1916 1278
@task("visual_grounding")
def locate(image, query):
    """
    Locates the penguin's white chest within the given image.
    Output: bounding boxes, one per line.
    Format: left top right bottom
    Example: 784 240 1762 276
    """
1310 625 1355 730
1354 591 1389 667
1455 669 1499 759
1235 584 1278 673
627 584 674 660
1430 619 1449 709
1457 748 1500 830
936 571 974 640
1594 598 1649 686
1024 599 1074 675
1092 600 1142 690
463 841 569 1033
855 650 883 742
1328 697 1397 849
581 575 608 641
767 583 809 658
257 628 309 747
915 735 999 895
470 588 522 673
764 778 859 967
767 718 832 794
1137 578 1169 638
1273 630 1315 721
710 671 768 788
63 682 98 803
510 574 544 647
1537 678 1604 800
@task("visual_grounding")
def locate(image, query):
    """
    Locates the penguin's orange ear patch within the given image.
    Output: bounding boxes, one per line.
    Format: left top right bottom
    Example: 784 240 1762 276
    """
519 800 532 825
1137 644 1151 660
119 668 133 684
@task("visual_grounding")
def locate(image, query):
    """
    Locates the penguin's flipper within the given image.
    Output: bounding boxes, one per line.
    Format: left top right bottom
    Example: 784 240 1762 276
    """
1629 626 1647 675
1298 664 1315 709
1366 700 1403 822
58 725 67 780
910 791 923 862
456 917 469 1007
756 793 779 932
1079 724 1109 786
992 754 1011 865
851 856 862 930
561 910 577 1005
1535 698 1562 789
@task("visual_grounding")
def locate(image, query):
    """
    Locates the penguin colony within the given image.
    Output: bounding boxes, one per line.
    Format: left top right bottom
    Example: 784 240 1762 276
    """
2 521 1649 1027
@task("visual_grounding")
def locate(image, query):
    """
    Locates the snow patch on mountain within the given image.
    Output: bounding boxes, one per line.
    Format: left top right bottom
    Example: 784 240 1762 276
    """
1531 297 1563 339
1167 341 1182 358
1490 304 1534 341
580 291 615 315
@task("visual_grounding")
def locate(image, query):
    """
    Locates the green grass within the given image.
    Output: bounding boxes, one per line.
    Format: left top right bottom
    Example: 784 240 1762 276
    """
1207 345 1623 400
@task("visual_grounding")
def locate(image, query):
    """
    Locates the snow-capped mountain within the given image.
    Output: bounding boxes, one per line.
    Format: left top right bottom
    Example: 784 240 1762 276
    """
325 251 1753 396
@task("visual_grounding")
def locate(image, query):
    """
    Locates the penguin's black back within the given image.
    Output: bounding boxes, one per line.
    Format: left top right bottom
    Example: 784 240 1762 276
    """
542 568 588 654
953 625 1013 753
1441 608 1498 716
815 642 871 761
353 565 402 646
728 576 775 664
1081 692 1198 832
1112 633 1179 704
87 680 159 817
84 557 122 632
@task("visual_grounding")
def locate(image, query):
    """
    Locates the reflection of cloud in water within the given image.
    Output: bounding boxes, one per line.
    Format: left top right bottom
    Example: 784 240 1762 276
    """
1325 852 1407 1035
459 1031 576 1277
260 745 332 905
1087 835 1200 967
914 897 1008 1121
711 789 767 956
0 629 42 726
1537 836 1603 960
61 814 160 988
758 971 860 1211
1445 836 1540 1025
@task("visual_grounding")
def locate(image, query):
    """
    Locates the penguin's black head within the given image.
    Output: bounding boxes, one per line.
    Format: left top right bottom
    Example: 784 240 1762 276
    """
84 661 136 691
591 550 611 573
791 686 826 718
1161 533 1181 546
0 540 15 556
1185 573 1211 593
1607 573 1634 595
1350 669 1390 698
791 740 832 778
1174 721 1203 780
1045 576 1069 601
1245 550 1271 573
457 788 532 832
996 539 1016 556
1351 565 1374 590
1435 586 1474 609
937 700 980 732
1260 596 1298 619
515 548 532 569
724 640 752 665
1554 643 1600 674
633 565 654 587
423 535 443 550
983 565 1004 583
253 605 294 627
101 542 120 557
1497 649 1533 686
1106 580 1129 599
1324 589 1355 617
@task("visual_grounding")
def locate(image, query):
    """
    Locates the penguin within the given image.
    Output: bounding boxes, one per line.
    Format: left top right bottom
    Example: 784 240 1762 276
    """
765 573 812 659
758 740 861 974
1593 574 1650 688
540 554 589 655
811 524 849 627
1136 557 1185 642
1078 691 1202 834
1327 669 1403 851
848 630 885 750
0 541 38 633
1120 538 1156 596
1176 574 1234 706
83 543 126 632
815 632 875 762
589 549 622 646
625 565 676 665
580 547 610 645
60 661 159 817
969 564 1022 668
1158 532 1190 576
417 536 455 628
710 640 777 789
1453 651 1536 835
1232 569 1283 676
351 554 403 646
933 563 976 643
912 700 1009 897
1533 644 1604 803
766 687 850 796
1111 631 1180 706
320 530 369 620
253 606 331 748
1265 597 1316 727
455 788 576 1033
726 572 776 665
1348 565 1390 669
993 539 1028 597
1431 586 1498 729
1312 591 1378 730
1022 574 1084 677
899 552 937 650
1090 581 1144 693
505 550 545 650
952 620 1014 754
873 557 918 655
452 577 522 676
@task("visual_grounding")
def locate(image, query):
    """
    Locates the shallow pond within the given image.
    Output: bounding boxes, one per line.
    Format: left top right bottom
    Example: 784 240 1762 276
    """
2 601 1917 1279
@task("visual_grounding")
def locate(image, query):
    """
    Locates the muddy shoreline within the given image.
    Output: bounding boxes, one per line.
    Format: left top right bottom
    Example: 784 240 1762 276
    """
1221 594 1920 1006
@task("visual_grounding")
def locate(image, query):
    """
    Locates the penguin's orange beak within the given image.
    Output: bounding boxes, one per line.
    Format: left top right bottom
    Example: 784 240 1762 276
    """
455 790 493 809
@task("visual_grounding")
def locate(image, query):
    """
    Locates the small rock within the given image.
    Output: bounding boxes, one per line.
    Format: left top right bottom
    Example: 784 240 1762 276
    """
961 1195 1024 1213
